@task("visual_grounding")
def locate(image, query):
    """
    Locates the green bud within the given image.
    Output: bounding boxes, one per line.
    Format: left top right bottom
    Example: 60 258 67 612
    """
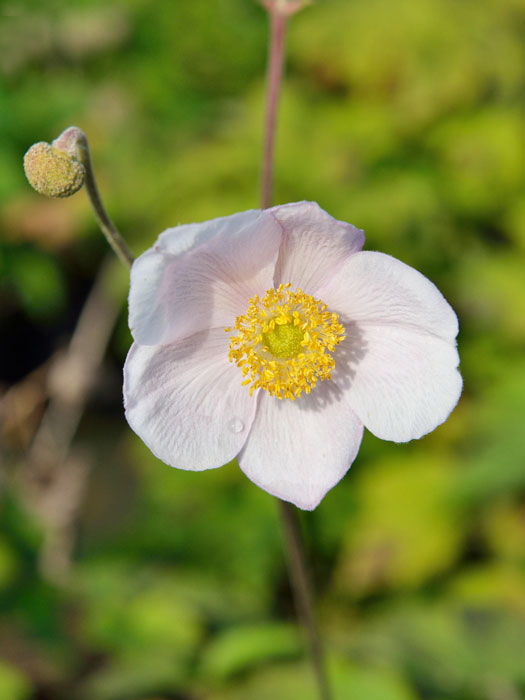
23 140 85 198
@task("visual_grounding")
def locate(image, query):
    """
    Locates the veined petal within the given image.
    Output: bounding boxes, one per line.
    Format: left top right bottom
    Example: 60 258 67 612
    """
124 328 257 470
238 387 364 510
318 251 459 340
269 202 365 294
129 210 282 345
335 324 462 442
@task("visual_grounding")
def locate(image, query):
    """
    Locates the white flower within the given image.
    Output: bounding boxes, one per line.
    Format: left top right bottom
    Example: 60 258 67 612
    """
124 202 462 510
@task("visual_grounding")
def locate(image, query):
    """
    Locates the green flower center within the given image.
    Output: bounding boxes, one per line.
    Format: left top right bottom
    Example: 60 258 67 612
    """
262 322 305 359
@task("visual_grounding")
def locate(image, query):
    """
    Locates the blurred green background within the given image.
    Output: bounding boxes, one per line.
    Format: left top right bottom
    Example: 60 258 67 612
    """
1 0 525 698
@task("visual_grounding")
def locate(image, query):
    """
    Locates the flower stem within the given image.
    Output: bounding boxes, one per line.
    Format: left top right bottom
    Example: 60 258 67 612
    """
280 501 332 700
52 126 134 269
73 133 134 269
261 6 332 700
261 9 287 209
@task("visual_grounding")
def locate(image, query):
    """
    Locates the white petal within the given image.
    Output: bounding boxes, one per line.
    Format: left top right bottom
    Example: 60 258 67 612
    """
318 251 459 340
129 210 282 345
123 328 257 470
335 324 462 442
238 387 364 510
269 202 365 294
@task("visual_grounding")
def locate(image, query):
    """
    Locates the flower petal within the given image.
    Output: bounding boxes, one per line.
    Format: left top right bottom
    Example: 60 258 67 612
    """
335 324 462 442
269 202 365 294
318 251 459 340
124 328 257 469
129 210 282 345
238 387 364 510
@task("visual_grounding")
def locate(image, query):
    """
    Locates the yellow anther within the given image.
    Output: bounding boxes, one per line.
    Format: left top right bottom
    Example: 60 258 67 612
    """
226 285 345 400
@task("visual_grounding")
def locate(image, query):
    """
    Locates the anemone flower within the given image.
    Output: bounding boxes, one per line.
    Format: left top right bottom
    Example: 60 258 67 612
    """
124 202 461 510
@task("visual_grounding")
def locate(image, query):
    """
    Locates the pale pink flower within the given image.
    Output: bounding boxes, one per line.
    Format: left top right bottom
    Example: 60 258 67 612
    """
124 202 461 510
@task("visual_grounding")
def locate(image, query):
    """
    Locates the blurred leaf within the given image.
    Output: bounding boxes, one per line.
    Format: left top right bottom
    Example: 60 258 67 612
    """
207 658 416 700
335 453 463 594
200 622 302 682
76 563 203 658
504 194 525 253
448 564 525 615
120 436 283 614
455 366 525 505
4 245 65 319
0 536 19 590
0 661 31 700
77 654 185 700
428 108 525 216
361 602 525 696
482 500 525 562
458 251 525 343
290 0 523 131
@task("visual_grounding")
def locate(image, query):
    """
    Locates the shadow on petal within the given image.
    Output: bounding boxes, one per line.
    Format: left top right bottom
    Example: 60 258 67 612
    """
301 321 368 413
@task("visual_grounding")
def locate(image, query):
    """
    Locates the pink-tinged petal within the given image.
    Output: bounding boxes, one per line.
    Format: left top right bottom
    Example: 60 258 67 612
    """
238 387 364 510
335 324 462 442
123 328 257 470
269 202 365 294
318 251 459 340
129 210 282 345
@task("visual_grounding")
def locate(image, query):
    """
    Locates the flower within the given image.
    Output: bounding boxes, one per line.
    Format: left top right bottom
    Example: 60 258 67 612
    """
124 202 462 510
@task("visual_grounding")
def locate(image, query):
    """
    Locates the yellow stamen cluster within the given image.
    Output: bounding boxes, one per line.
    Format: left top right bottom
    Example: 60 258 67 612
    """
226 283 345 400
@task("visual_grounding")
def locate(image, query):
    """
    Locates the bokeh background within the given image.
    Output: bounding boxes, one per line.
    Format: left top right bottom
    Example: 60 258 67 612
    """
1 0 525 698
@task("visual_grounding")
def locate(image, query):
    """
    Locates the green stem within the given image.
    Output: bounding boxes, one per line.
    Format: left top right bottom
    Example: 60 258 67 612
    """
54 127 134 268
75 135 134 268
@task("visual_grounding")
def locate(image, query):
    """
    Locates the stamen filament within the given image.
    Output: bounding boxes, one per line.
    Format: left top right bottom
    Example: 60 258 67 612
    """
227 284 345 400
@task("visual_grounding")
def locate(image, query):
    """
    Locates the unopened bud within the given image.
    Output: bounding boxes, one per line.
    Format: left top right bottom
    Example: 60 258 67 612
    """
23 140 85 198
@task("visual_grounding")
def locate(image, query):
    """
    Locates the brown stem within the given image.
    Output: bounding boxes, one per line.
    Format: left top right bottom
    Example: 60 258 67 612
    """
21 256 124 582
261 10 287 209
280 501 332 700
260 7 331 698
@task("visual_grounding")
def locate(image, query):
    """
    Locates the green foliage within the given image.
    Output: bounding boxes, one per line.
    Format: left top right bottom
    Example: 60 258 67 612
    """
335 453 463 595
1 244 66 318
0 662 31 700
385 603 525 696
209 658 417 700
200 622 302 681
0 536 19 589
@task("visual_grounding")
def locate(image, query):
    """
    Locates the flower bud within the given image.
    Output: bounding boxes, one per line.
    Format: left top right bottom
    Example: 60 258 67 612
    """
23 141 85 198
